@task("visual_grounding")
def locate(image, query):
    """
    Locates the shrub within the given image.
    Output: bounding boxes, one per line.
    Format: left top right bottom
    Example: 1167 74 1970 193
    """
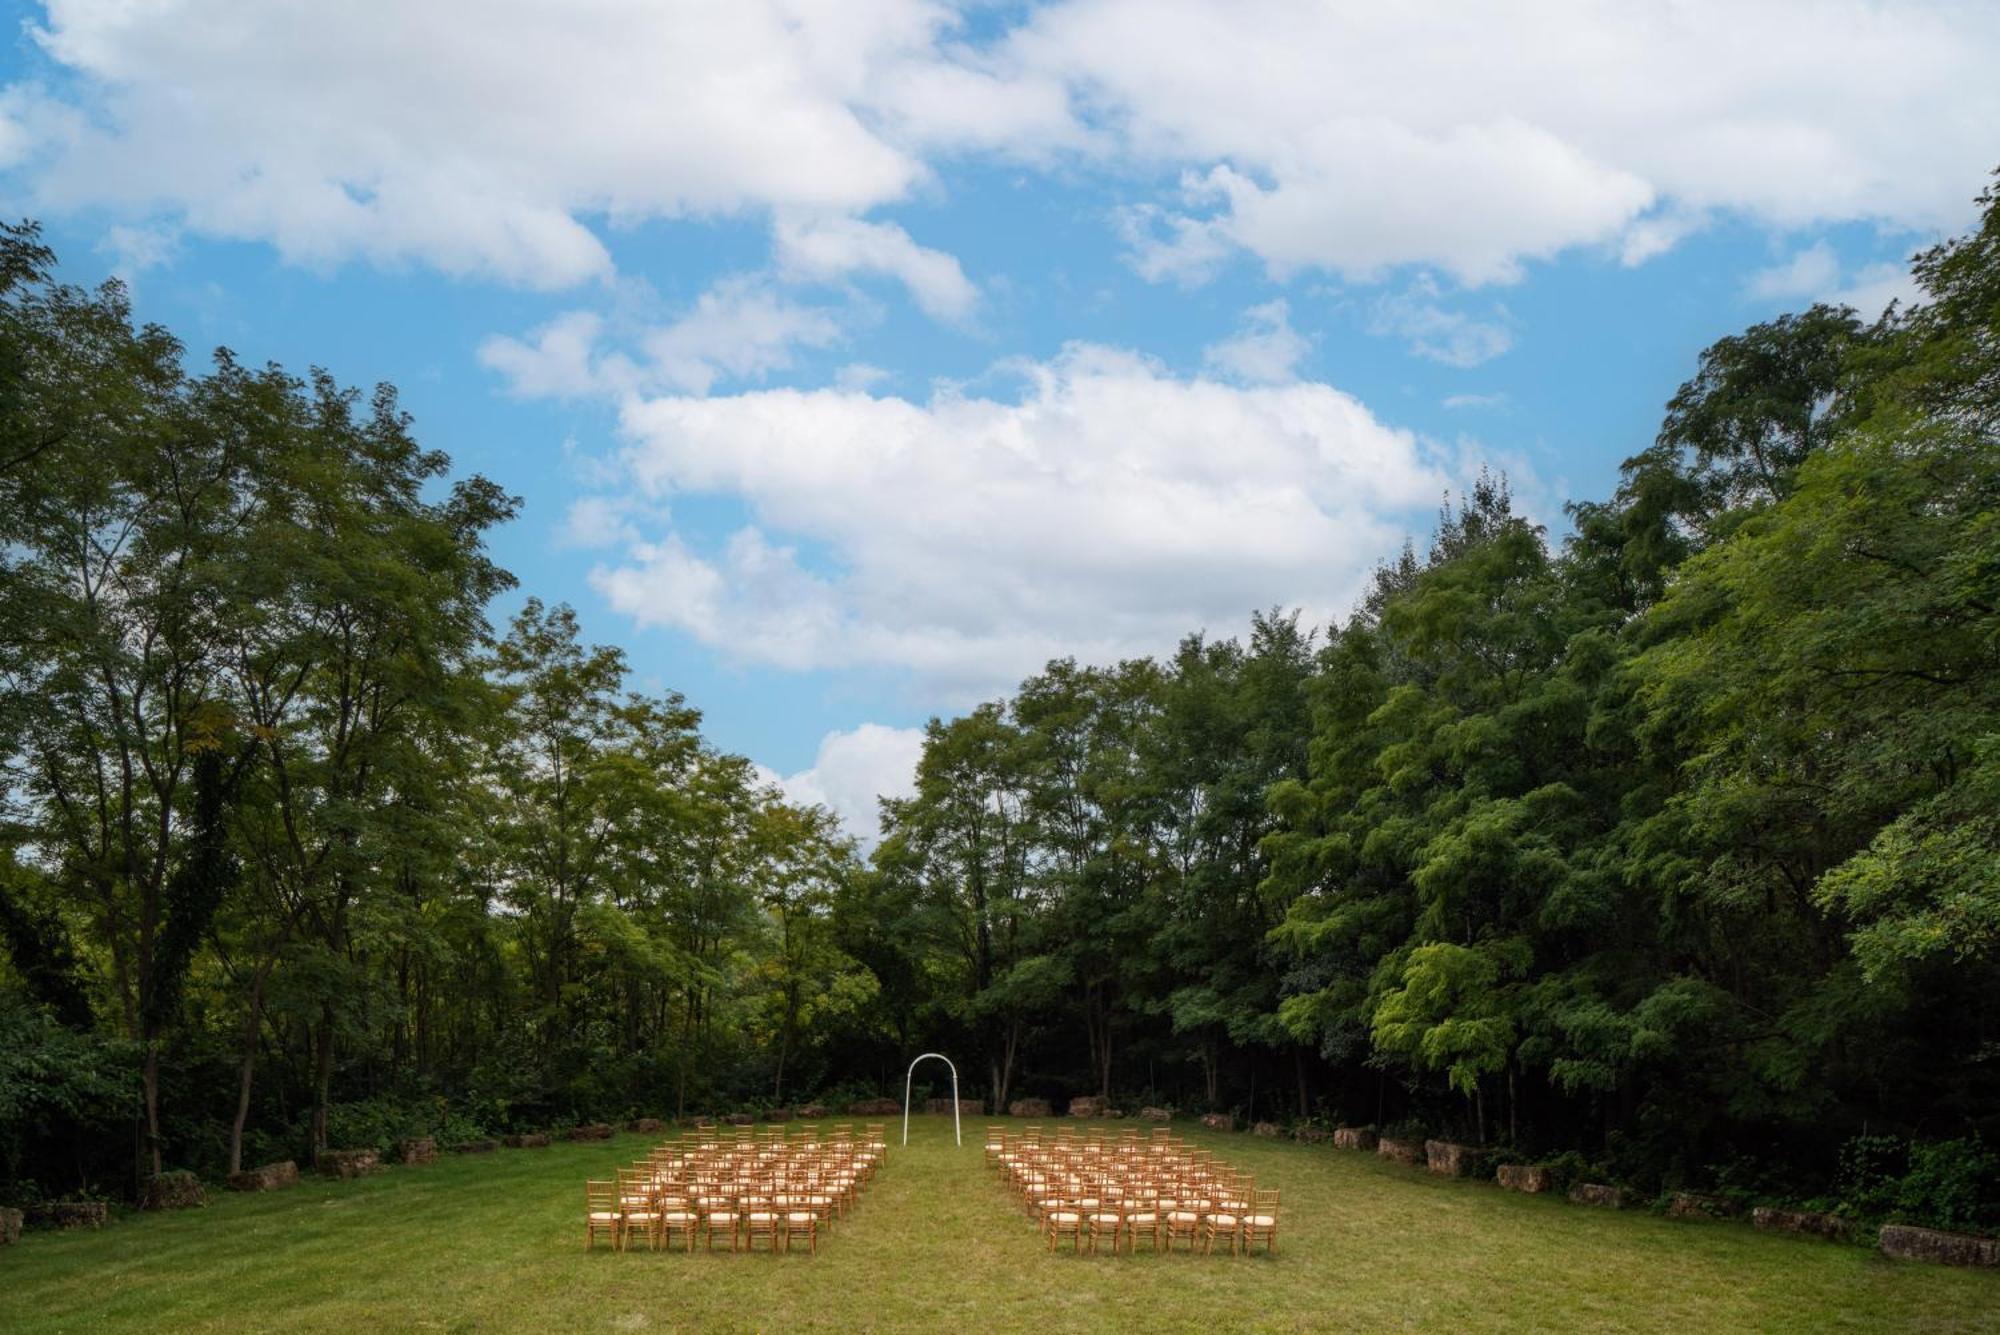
1837 1135 2000 1233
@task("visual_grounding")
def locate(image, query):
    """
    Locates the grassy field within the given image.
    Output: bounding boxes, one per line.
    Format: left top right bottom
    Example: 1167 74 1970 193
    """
2 1116 1995 1333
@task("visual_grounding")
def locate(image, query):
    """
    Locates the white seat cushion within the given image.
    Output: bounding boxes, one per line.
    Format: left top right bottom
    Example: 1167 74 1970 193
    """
1246 1214 1276 1227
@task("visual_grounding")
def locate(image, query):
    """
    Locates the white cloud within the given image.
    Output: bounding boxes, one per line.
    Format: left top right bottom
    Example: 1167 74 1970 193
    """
1369 279 1515 368
1830 261 1921 320
1743 243 1922 319
1007 0 2000 283
9 3 1994 294
762 723 925 848
573 342 1476 698
1745 241 1842 301
480 278 842 399
1203 299 1308 384
774 215 978 323
1442 392 1509 412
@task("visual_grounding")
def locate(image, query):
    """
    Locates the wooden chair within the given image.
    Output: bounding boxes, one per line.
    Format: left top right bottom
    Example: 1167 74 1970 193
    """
700 1187 740 1252
1164 1188 1207 1252
1085 1199 1124 1255
742 1190 782 1253
1042 1197 1084 1253
782 1199 819 1255
586 1180 621 1251
1242 1188 1279 1255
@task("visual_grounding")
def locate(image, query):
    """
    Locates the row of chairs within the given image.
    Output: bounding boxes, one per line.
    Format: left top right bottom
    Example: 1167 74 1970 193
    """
586 1122 887 1254
986 1125 1279 1256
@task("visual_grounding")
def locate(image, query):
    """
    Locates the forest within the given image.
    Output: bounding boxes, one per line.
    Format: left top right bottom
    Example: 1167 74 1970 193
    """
2 173 1996 1233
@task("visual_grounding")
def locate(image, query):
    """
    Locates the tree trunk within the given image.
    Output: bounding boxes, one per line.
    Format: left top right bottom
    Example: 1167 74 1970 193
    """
311 1004 335 1156
141 1041 163 1178
228 962 273 1175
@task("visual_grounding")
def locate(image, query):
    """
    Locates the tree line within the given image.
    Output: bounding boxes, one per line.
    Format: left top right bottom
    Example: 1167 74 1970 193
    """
2 173 1997 1227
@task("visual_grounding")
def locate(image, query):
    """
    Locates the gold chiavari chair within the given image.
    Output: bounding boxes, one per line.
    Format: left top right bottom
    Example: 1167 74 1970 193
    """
586 1180 622 1251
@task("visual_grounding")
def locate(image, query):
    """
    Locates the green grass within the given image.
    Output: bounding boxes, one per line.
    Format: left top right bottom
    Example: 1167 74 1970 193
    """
3 1116 1995 1333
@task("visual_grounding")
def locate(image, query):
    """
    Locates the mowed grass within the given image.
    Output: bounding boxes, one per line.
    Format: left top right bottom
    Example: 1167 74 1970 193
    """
3 1116 1996 1333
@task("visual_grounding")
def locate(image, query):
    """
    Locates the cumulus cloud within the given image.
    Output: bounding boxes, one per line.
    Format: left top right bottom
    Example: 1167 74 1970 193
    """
1745 241 1843 301
7 2 1995 295
480 278 842 399
774 215 978 323
1009 0 2000 284
1369 279 1515 368
569 342 1467 698
1203 299 1309 384
761 723 926 848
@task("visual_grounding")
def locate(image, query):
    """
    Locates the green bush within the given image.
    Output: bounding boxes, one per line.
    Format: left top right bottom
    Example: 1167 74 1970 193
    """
1836 1135 2000 1233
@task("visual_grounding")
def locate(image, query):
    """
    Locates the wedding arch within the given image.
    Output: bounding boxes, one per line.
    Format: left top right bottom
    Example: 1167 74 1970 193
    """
900 1052 963 1147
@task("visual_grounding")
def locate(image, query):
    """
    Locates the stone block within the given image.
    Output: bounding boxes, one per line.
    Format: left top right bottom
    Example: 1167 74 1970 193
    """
1293 1125 1330 1144
794 1104 829 1120
227 1160 299 1192
1752 1207 1853 1241
1377 1136 1424 1166
1200 1112 1238 1133
924 1097 981 1116
1665 1192 1739 1221
27 1201 108 1229
141 1170 206 1210
502 1132 551 1148
1879 1224 2000 1268
847 1098 901 1116
1425 1140 1486 1177
1569 1183 1632 1209
762 1107 793 1123
568 1122 614 1141
627 1118 666 1134
398 1136 437 1165
1068 1095 1108 1118
1496 1164 1551 1194
1333 1126 1377 1152
1 1207 21 1245
1008 1098 1053 1118
452 1139 500 1155
1252 1121 1282 1138
1139 1106 1173 1122
316 1149 380 1179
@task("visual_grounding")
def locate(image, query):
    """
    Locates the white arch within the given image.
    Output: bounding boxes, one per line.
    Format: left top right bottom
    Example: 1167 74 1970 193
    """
901 1052 963 1146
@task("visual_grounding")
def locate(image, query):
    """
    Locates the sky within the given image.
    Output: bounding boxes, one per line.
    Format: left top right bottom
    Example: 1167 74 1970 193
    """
1 0 1994 843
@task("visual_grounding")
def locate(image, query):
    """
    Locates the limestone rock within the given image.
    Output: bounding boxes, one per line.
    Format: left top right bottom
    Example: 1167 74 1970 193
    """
452 1139 500 1155
316 1149 380 1179
1008 1098 1053 1118
1333 1126 1377 1152
847 1098 901 1116
762 1107 793 1123
924 1097 981 1116
1139 1106 1173 1122
141 1170 206 1210
1665 1192 1739 1221
1293 1125 1330 1144
1 1207 22 1245
27 1201 108 1229
626 1118 665 1134
1068 1095 1108 1118
1199 1113 1237 1133
228 1160 299 1192
568 1122 614 1141
1252 1121 1282 1138
1496 1164 1551 1194
1879 1224 2000 1268
724 1113 754 1126
1377 1136 1424 1166
502 1132 551 1148
397 1137 437 1165
1425 1140 1486 1177
1568 1183 1632 1209
1752 1206 1853 1241
794 1104 829 1120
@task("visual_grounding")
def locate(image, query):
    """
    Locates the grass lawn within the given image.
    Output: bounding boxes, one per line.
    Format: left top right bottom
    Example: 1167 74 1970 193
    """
3 1115 1995 1333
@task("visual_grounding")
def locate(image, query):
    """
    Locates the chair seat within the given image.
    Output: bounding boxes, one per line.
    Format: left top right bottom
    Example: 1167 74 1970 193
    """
1167 1211 1200 1224
1245 1214 1276 1227
1048 1211 1080 1223
661 1211 696 1223
1125 1211 1159 1224
1089 1212 1121 1226
786 1211 815 1223
1209 1212 1239 1227
589 1211 619 1222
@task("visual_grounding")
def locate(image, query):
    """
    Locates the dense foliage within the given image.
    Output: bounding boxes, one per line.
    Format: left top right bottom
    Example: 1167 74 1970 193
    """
2 174 1997 1230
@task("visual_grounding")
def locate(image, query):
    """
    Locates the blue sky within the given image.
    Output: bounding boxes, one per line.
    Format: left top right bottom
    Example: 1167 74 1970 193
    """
2 1 1992 838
